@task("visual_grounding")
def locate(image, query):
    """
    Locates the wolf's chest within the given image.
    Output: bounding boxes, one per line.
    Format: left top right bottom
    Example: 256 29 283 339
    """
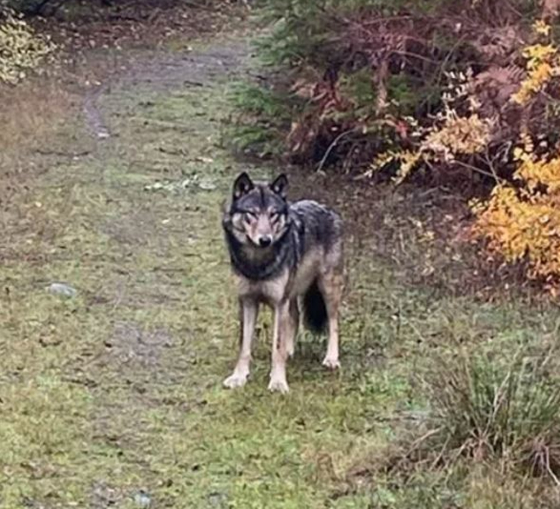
235 247 322 305
236 270 289 305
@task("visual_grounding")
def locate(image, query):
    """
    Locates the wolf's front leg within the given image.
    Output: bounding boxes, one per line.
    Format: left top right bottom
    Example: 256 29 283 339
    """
284 299 299 358
268 301 290 393
224 298 258 389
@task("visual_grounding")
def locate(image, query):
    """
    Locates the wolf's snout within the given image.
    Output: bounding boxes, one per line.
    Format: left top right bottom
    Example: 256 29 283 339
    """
258 236 272 247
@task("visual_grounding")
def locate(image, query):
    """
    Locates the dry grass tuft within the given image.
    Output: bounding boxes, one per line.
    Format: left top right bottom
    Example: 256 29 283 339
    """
0 78 77 176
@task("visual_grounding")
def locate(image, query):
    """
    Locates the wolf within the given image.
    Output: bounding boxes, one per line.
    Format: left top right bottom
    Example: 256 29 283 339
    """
221 172 344 393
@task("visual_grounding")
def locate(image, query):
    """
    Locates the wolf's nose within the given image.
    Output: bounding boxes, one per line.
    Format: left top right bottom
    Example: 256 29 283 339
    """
258 236 272 247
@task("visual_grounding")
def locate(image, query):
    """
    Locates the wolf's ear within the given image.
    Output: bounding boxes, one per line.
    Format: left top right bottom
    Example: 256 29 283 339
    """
270 174 288 198
233 172 254 199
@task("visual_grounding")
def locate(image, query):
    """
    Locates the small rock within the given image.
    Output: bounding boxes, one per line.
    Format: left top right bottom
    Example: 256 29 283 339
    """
46 283 77 299
195 156 214 163
208 491 227 507
133 490 152 508
180 178 194 189
144 182 163 191
198 180 216 191
144 182 164 191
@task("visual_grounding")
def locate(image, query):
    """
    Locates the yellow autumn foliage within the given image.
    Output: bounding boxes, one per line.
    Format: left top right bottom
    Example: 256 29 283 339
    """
0 10 55 84
511 44 558 105
423 111 492 160
511 22 560 105
471 22 560 283
371 18 560 284
472 149 560 280
370 108 492 183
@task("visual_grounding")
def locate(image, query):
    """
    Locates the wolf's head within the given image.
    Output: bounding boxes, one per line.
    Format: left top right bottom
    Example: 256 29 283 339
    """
223 172 291 249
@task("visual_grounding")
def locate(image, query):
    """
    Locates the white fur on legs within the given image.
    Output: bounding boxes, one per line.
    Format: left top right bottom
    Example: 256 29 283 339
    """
284 299 299 358
322 314 340 369
224 299 258 390
269 302 290 393
322 355 340 369
223 374 248 388
319 272 343 371
223 368 249 389
268 375 289 393
269 352 289 393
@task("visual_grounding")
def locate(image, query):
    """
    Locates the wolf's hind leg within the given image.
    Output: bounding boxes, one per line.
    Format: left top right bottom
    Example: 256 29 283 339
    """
224 298 258 389
318 269 344 369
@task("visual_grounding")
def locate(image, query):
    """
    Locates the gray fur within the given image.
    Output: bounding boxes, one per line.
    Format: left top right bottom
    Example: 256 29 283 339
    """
221 172 344 393
223 196 341 282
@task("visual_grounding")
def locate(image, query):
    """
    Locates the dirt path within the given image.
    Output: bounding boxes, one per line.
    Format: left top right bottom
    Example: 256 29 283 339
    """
2 16 560 509
1 27 377 509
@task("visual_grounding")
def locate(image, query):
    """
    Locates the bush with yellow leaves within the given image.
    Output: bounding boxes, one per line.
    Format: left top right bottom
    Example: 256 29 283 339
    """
370 70 495 183
370 17 560 184
369 18 560 284
472 147 560 282
470 23 560 284
0 9 55 84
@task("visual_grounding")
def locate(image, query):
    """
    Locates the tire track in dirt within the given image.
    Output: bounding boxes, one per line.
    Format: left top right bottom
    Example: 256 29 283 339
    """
83 39 250 140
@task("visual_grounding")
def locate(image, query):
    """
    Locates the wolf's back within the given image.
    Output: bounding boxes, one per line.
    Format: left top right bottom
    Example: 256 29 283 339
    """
290 200 343 251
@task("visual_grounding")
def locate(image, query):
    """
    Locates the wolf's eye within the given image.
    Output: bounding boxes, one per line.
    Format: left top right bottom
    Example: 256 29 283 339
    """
271 210 285 223
244 211 257 220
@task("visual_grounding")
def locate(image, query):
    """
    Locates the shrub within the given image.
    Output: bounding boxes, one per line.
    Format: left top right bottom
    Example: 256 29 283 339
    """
355 18 560 286
0 8 56 84
471 149 560 286
240 0 551 169
420 347 560 479
469 25 560 286
228 82 297 158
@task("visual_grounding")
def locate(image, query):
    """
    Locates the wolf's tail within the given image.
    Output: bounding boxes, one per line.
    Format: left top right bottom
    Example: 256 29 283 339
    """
302 280 328 334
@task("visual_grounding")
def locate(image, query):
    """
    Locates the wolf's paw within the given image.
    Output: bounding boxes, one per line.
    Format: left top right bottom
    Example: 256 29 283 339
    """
322 356 340 370
268 377 290 394
223 373 248 389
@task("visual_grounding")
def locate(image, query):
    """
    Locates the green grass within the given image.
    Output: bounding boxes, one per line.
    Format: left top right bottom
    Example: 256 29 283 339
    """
2 27 560 509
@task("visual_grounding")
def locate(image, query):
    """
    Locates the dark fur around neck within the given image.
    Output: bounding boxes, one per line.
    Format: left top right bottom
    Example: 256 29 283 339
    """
224 223 302 281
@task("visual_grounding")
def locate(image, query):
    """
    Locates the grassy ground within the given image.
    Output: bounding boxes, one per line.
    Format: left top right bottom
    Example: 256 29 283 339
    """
2 12 560 509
